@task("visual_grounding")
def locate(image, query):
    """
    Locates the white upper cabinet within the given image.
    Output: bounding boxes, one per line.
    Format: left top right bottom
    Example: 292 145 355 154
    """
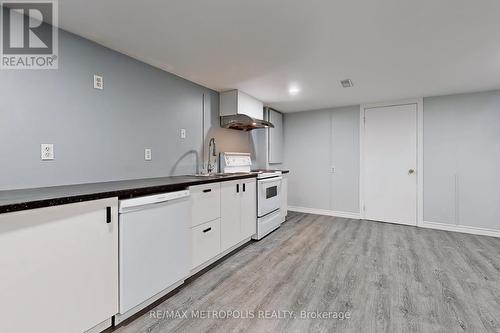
220 90 264 119
268 108 284 163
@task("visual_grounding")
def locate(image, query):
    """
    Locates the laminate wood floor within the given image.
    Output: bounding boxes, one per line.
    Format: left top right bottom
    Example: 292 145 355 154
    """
114 212 500 333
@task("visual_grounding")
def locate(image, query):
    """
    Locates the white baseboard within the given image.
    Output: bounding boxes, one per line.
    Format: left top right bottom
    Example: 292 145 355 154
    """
421 221 500 238
288 207 500 238
288 206 360 219
84 318 112 333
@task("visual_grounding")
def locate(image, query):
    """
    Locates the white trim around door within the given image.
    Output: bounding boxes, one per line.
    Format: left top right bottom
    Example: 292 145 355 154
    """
359 98 424 226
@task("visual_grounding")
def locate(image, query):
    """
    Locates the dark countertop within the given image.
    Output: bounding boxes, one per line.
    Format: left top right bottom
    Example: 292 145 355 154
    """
0 173 257 214
251 169 290 174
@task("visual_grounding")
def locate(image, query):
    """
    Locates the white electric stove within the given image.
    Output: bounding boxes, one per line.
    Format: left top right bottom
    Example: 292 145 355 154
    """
253 170 283 179
220 152 283 240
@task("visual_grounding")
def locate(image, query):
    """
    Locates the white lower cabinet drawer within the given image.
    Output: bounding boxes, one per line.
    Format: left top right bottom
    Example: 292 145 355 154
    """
190 183 221 227
191 219 221 269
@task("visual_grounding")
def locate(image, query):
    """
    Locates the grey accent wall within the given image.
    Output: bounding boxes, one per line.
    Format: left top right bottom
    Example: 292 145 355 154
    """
423 90 500 229
0 26 250 190
283 106 360 213
329 106 360 213
250 107 283 170
250 129 268 169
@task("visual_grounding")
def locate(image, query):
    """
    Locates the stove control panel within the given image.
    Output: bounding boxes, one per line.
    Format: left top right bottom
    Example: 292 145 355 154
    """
220 152 252 173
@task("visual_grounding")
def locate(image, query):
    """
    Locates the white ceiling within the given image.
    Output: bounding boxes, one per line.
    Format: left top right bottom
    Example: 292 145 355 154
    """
59 0 500 112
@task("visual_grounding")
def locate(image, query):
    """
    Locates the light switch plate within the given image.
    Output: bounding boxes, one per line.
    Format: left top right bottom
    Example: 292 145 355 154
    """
41 144 54 160
93 74 103 90
180 129 186 139
144 148 152 161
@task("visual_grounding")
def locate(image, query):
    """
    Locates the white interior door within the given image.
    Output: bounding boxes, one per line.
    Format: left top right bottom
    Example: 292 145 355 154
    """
363 103 417 225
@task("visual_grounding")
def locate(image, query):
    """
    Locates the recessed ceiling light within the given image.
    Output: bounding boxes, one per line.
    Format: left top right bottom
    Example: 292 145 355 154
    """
340 79 353 88
288 85 300 95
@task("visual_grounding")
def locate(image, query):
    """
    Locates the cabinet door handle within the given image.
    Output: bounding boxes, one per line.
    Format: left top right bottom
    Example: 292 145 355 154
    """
203 227 212 233
236 184 239 193
243 183 246 192
203 189 212 193
106 207 112 223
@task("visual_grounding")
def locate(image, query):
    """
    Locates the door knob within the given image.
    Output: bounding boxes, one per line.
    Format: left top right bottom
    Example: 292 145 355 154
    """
408 169 415 175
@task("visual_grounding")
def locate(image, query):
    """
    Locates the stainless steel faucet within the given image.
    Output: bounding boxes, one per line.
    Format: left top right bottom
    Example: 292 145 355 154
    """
207 138 217 173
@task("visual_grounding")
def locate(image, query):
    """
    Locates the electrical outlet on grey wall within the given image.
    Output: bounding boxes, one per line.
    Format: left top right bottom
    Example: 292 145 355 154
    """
40 144 54 160
93 75 103 90
144 148 152 161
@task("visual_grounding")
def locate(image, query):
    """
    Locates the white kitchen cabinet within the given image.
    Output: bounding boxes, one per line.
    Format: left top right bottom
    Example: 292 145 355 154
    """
281 173 288 222
190 183 221 227
0 198 119 333
220 180 242 252
191 218 221 269
241 179 257 238
189 178 256 269
221 179 257 252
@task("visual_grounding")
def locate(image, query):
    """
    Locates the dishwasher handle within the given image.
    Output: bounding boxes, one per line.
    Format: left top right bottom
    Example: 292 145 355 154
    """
119 190 190 213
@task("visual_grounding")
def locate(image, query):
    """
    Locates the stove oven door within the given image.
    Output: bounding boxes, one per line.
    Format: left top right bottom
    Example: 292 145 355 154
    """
257 176 282 217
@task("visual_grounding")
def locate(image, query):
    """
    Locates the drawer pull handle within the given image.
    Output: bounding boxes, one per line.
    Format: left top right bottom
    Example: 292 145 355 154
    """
203 227 212 233
203 189 212 193
243 183 246 192
106 207 111 223
236 184 239 193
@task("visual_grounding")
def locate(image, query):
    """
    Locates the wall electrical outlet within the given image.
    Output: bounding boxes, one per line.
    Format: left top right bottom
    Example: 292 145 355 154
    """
180 129 186 139
93 74 104 90
144 148 152 161
41 144 54 160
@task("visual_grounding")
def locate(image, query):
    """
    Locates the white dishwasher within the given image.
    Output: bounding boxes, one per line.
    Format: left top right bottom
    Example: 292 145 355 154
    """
118 190 190 318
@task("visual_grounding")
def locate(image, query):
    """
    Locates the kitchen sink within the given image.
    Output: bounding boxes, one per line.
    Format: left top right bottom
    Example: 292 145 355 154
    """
183 172 251 179
190 173 232 178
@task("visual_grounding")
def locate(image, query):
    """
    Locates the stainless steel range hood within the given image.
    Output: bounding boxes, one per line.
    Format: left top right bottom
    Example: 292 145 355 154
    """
219 90 274 131
221 114 274 131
